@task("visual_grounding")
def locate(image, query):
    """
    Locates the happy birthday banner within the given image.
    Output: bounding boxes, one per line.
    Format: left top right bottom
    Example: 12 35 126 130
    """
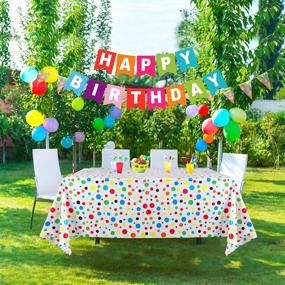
56 48 272 109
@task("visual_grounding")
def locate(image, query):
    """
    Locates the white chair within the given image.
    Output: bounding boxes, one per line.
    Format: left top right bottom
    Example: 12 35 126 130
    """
101 149 130 169
150 149 178 169
220 153 248 193
31 149 63 229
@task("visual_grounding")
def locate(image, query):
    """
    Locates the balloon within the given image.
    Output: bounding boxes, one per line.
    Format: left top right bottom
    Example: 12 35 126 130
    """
61 136 73 149
229 108 246 124
109 106 122 120
203 134 214 144
26 110 44 127
72 97 84 111
104 115 115 128
42 66 59 83
43 118 59 133
195 138 207 152
104 141 115 149
74 131 85 143
197 104 209 116
31 78 47 95
223 120 241 142
92 118 104 131
202 118 219 135
185 105 198 118
32 126 46 142
20 67 38 83
212 108 230 127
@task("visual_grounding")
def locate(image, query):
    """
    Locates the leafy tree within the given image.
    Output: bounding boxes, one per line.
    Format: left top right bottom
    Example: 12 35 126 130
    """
0 0 10 90
256 0 285 99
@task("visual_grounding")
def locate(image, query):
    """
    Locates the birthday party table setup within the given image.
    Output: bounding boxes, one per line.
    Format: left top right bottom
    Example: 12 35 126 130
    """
40 167 257 256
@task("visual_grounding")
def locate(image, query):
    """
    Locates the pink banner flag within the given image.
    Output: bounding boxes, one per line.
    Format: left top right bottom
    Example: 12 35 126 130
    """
220 87 235 103
147 88 166 110
57 76 67 94
103 84 125 109
239 80 252 99
256 72 272 90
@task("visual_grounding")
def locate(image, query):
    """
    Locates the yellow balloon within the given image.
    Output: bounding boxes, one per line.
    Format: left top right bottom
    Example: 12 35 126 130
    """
42 66 59 83
26 110 44 127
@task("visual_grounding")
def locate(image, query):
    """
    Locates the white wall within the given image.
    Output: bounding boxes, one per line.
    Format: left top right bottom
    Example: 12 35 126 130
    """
251 100 285 113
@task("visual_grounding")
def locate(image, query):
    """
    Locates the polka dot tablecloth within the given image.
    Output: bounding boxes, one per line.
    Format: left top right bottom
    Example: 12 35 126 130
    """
40 168 257 255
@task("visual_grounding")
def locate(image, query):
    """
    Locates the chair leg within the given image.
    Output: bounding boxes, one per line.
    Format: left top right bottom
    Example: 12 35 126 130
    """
196 238 202 245
30 197 37 229
95 238 100 245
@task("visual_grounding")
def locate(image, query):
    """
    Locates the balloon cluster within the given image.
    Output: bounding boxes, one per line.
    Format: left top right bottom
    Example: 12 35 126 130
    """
26 110 59 142
186 104 246 152
92 106 122 131
20 66 58 96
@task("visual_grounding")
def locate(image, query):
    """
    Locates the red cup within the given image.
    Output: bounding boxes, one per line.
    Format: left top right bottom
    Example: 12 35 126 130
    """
116 161 124 174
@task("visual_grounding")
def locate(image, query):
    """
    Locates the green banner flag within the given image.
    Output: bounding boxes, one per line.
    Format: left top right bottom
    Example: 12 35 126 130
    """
156 53 177 76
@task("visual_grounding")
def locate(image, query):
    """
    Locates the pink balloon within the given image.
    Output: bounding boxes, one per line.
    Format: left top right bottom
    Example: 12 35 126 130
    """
202 118 219 135
74 131 85 143
43 118 59 133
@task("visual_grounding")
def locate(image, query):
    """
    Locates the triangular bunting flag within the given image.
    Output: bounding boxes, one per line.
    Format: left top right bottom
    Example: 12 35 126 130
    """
239 80 252 99
57 76 67 94
220 87 234 103
256 72 272 90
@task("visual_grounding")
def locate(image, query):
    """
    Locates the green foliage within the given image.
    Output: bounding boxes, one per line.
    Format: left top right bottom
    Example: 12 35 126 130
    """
0 0 10 90
224 111 285 167
255 0 285 99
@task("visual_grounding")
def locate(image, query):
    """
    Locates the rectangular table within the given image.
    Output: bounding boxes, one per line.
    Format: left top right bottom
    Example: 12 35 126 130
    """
40 168 257 255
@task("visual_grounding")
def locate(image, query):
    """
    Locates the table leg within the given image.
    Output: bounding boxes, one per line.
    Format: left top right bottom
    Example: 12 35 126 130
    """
196 238 202 245
95 238 100 245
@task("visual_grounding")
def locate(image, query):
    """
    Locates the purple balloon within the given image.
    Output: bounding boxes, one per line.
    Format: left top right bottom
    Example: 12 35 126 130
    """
74 131 85 143
109 106 122 120
186 105 198 118
43 118 59 133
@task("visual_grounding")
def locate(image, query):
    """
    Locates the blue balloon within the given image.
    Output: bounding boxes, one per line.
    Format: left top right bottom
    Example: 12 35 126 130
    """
61 136 73 149
104 115 115 128
20 67 38 83
195 138 207 152
32 126 46 142
212 108 230 127
109 106 122 120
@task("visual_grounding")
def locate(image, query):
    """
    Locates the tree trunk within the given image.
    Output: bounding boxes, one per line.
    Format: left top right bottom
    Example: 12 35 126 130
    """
207 156 212 169
93 149 96 168
72 143 77 173
159 141 163 149
78 143 83 164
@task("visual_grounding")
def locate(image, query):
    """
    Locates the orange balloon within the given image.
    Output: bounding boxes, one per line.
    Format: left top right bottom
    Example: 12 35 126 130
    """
203 134 214 144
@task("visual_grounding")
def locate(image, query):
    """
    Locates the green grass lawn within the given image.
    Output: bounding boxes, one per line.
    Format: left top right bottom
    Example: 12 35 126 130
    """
0 161 284 285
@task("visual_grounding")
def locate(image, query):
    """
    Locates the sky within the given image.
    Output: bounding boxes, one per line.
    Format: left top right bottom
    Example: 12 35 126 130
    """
9 0 259 69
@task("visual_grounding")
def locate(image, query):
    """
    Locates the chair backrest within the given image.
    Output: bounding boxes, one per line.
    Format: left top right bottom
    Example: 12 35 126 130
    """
220 153 248 185
32 149 62 195
150 149 178 169
101 149 130 169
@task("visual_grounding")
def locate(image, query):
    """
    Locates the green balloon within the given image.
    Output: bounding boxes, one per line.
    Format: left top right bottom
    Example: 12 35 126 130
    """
72 97 84 111
223 120 241 142
92 118 104 131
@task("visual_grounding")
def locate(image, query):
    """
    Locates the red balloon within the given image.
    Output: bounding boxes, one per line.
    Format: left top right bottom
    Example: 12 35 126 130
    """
31 79 47 96
197 104 209 116
202 118 219 135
